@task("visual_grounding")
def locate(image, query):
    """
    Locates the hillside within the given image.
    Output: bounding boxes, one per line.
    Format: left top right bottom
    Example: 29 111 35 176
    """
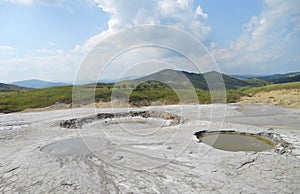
0 83 29 92
1 70 300 113
12 79 70 89
240 82 300 108
0 86 73 113
136 69 264 90
257 72 300 84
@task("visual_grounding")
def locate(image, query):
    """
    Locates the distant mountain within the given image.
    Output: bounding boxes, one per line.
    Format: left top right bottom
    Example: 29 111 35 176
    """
0 83 29 92
257 72 300 84
231 74 266 79
136 69 300 90
118 75 145 81
7 71 300 91
12 79 70 89
230 72 300 84
136 69 264 90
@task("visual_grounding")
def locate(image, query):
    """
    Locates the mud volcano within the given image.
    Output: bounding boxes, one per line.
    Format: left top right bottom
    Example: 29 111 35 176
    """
42 110 184 156
59 110 183 129
194 130 293 154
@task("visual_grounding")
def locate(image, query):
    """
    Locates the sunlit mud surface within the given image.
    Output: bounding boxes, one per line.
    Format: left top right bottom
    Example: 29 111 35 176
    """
0 104 300 193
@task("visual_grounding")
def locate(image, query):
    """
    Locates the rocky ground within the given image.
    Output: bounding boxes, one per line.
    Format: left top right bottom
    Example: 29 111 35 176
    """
0 104 299 193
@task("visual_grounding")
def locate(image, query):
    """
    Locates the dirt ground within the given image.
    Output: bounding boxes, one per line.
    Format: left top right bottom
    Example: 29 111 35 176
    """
240 89 300 108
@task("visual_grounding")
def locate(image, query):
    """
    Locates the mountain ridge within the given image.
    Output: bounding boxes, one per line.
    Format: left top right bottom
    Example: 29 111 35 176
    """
135 69 300 90
4 70 300 91
0 83 30 92
11 79 70 89
136 69 266 90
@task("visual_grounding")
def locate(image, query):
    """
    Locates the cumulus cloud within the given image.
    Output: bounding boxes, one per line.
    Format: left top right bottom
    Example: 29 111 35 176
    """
213 0 300 74
74 0 211 54
4 0 298 83
74 25 218 83
1 0 213 82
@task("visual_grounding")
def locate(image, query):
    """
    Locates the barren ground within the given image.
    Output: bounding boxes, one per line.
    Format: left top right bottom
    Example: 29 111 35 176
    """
0 104 299 193
240 89 300 108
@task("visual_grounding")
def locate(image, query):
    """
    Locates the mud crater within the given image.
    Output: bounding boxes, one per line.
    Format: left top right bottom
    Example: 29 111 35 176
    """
59 110 184 129
194 130 293 154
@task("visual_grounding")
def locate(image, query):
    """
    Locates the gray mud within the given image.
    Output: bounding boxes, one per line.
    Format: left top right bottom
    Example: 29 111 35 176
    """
0 104 299 193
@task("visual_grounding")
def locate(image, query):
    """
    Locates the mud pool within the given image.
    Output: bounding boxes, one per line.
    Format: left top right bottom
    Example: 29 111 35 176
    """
197 132 274 152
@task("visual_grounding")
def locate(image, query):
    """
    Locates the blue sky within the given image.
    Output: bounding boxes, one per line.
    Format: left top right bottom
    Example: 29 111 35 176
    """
199 0 264 46
0 0 299 82
0 1 108 53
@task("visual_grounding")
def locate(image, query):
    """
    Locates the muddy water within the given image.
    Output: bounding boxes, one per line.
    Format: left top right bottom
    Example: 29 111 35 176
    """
201 134 274 152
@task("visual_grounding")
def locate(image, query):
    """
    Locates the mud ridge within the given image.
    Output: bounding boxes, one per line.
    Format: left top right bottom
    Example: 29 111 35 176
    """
60 110 184 129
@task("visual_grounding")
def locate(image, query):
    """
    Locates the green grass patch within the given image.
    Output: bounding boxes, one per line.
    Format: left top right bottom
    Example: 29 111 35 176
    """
242 82 300 96
0 86 73 113
1 81 299 113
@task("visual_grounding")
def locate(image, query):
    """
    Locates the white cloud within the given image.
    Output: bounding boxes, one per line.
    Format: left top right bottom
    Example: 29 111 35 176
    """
72 29 114 54
0 45 15 51
34 48 64 55
213 0 300 74
70 0 217 83
73 23 219 83
70 0 300 77
74 0 211 54
2 0 210 82
176 0 189 9
194 5 207 20
1 0 64 6
5 0 298 83
0 52 82 82
47 41 55 46
2 0 33 5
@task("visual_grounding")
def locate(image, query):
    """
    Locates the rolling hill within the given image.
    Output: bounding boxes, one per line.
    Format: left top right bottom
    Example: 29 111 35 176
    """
136 69 266 90
1 69 300 113
136 69 300 90
12 79 70 89
257 72 300 84
0 83 29 92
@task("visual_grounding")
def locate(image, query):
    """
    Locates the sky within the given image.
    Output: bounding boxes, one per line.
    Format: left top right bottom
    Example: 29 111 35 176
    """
0 0 299 83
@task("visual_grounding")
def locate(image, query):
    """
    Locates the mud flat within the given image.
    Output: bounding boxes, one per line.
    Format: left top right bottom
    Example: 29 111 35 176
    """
0 104 299 193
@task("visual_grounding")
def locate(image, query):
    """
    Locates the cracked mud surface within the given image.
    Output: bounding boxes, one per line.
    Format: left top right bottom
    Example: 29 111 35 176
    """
0 104 300 193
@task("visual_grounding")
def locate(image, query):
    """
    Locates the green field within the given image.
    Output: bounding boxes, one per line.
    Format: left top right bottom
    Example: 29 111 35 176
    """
0 86 73 113
241 81 300 96
0 81 299 114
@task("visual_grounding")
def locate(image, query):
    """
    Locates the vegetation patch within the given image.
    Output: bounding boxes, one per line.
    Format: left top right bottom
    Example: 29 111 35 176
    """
1 75 299 113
